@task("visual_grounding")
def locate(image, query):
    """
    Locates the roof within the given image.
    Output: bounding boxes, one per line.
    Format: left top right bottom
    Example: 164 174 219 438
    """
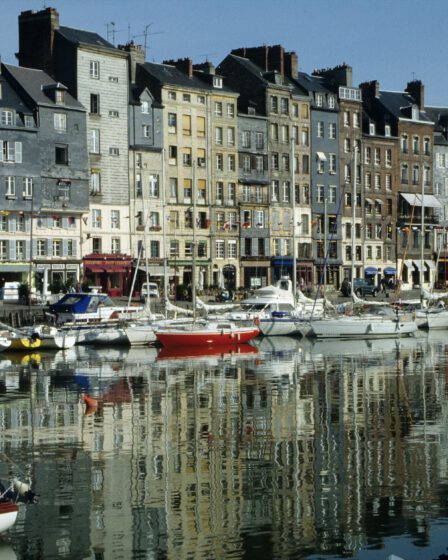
0 71 33 114
296 72 331 95
3 64 84 110
57 26 116 50
378 90 432 123
140 61 219 92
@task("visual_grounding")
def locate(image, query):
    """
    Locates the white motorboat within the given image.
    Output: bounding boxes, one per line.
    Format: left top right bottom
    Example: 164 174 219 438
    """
0 502 18 534
309 307 417 339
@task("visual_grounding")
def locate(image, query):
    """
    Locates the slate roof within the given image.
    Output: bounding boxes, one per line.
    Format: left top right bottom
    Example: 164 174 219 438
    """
378 90 432 123
3 64 84 110
296 72 331 95
426 106 448 144
140 61 219 92
0 70 33 114
57 26 116 50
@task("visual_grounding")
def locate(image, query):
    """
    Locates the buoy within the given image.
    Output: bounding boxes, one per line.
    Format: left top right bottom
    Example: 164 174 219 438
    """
12 477 30 496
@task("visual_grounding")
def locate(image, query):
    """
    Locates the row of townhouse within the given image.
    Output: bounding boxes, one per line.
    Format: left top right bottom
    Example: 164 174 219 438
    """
1 6 448 298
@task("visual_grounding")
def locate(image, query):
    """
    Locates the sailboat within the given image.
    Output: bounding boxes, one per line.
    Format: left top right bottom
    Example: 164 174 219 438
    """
154 164 260 349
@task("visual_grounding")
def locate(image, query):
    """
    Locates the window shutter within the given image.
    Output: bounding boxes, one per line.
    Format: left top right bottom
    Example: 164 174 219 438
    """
26 215 32 233
9 240 16 260
47 239 52 256
62 217 68 228
72 239 78 258
62 239 68 257
15 142 22 163
25 239 31 260
8 215 16 232
0 141 3 162
32 239 38 257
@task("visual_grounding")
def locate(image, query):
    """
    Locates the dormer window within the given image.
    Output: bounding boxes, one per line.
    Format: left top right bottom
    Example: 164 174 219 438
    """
316 94 323 107
141 100 150 114
213 76 222 88
369 123 376 135
55 90 65 105
328 95 335 109
385 124 391 137
1 110 14 126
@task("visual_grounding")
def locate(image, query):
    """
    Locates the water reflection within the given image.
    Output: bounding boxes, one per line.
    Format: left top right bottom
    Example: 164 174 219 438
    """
0 334 448 559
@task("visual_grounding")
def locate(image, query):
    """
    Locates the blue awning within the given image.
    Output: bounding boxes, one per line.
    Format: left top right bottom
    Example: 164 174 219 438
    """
384 267 397 275
272 258 293 266
365 266 378 275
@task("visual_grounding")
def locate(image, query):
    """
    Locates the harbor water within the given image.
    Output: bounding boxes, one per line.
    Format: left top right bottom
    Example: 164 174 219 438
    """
1 332 448 559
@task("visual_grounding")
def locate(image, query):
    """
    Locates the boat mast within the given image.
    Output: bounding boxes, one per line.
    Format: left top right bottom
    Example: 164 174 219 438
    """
161 148 168 303
291 137 297 301
192 163 197 321
323 196 327 299
351 148 357 288
420 170 425 305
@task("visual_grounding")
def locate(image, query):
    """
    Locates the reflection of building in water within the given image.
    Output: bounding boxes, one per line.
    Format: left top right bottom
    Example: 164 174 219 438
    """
0 336 447 557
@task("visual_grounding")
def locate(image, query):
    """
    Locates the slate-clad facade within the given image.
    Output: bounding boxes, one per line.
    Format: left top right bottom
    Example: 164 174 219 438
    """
0 62 88 294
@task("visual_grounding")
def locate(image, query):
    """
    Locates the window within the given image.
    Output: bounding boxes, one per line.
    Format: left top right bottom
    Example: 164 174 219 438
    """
282 154 290 172
317 121 324 138
292 125 299 145
90 94 100 114
198 241 207 257
90 171 101 194
343 111 350 126
292 103 299 118
5 176 15 198
197 148 206 168
52 239 62 257
109 147 120 156
317 185 325 203
228 240 237 259
413 136 419 154
182 93 191 102
227 103 235 118
270 96 278 113
23 177 33 198
183 178 192 199
301 127 309 146
328 185 337 203
111 238 120 254
24 115 34 127
271 123 278 141
142 124 151 138
16 240 25 260
170 240 179 257
243 155 251 173
385 125 391 137
0 216 7 232
90 60 100 79
168 113 177 133
302 154 309 174
365 172 372 189
111 210 120 229
256 155 264 172
149 175 159 197
385 174 392 191
401 134 408 153
329 153 336 174
150 212 160 228
271 180 280 202
198 179 206 200
424 137 430 155
353 112 360 128
280 98 289 114
374 148 381 166
168 91 176 100
150 240 160 258
197 116 205 137
1 110 14 127
36 239 46 257
412 165 419 185
227 155 235 171
317 156 325 174
90 129 100 153
168 145 177 164
242 131 251 148
316 94 323 107
328 95 335 109
281 125 289 144
16 214 25 232
271 153 279 170
92 209 102 228
136 153 142 168
424 166 430 185
141 100 149 113
182 114 191 135
344 138 351 153
183 147 192 166
364 147 371 165
216 153 223 171
255 132 264 149
385 149 391 167
54 113 67 132
328 123 336 139
168 177 177 200
1 141 22 163
401 163 408 183
216 240 225 258
215 126 223 145
197 95 205 105
282 181 290 202
214 102 222 116
227 127 235 145
369 123 376 135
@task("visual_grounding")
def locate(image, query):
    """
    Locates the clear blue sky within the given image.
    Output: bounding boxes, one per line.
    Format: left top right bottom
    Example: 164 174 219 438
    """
2 0 448 106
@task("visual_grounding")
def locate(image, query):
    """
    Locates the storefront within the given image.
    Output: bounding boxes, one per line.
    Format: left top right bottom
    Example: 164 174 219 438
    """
82 254 132 297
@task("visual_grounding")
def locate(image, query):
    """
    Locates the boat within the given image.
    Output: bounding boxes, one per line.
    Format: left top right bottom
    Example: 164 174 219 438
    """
155 319 260 348
47 292 144 325
0 502 18 534
308 306 417 339
0 332 11 352
23 325 76 350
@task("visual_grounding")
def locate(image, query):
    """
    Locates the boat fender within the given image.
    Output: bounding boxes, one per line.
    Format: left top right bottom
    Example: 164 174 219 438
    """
230 332 235 339
254 317 261 327
12 478 30 496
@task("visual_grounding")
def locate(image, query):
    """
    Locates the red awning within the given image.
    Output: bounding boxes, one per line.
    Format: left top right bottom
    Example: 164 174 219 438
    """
102 265 130 272
85 265 105 273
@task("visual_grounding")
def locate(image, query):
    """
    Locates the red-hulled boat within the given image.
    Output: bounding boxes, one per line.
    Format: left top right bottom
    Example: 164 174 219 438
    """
0 502 19 534
155 319 260 348
157 342 259 361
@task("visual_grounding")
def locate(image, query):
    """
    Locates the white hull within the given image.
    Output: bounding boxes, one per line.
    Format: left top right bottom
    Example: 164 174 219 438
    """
310 315 417 339
417 309 448 329
125 325 157 346
0 337 11 352
259 317 302 336
0 508 18 534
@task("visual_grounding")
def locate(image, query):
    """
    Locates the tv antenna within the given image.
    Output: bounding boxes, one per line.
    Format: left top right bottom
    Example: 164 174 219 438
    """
132 23 164 56
106 22 125 46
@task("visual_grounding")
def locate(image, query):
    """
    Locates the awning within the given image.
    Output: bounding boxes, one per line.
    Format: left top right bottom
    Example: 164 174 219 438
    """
375 199 382 205
384 267 397 275
413 260 424 270
365 198 373 205
425 260 436 270
316 151 327 161
138 265 175 276
400 193 442 208
365 266 378 275
85 265 104 273
404 260 413 269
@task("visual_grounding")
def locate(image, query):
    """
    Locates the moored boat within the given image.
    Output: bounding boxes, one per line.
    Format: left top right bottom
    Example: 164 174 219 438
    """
0 502 18 534
155 319 260 348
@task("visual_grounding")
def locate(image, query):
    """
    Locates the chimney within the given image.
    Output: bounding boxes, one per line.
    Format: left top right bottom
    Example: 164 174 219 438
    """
284 51 298 79
406 80 425 110
193 61 215 75
162 58 193 78
17 7 60 77
231 45 285 76
118 42 145 84
313 64 352 87
359 80 380 101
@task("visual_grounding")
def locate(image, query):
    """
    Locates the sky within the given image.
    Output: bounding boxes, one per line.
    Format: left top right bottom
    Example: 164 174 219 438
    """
1 0 448 106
